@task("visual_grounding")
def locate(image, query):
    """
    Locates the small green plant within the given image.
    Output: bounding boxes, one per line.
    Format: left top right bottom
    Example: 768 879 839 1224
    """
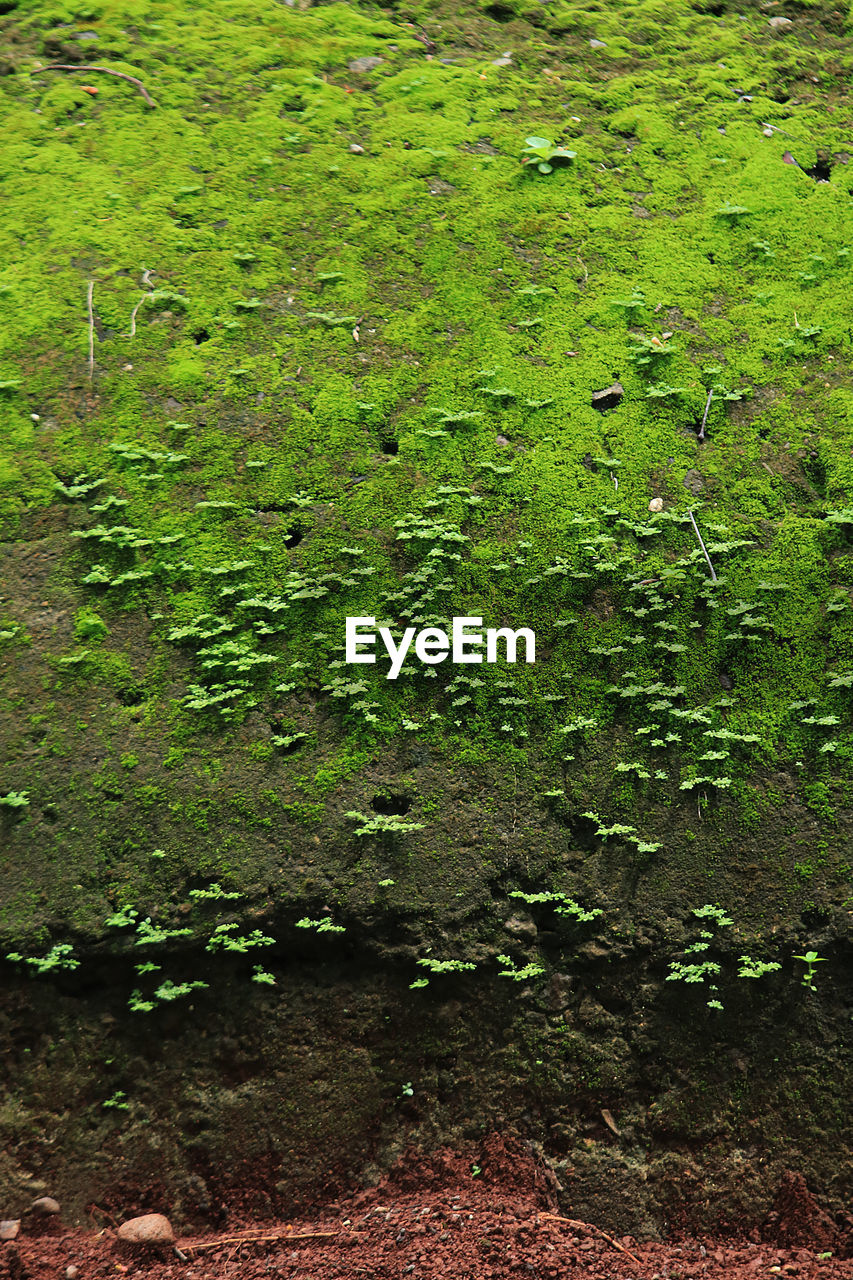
345 811 425 838
738 955 781 980
188 883 243 901
295 916 345 933
6 943 79 973
520 136 577 174
794 950 827 992
714 201 752 224
206 924 275 953
496 954 545 981
251 964 276 985
0 791 29 810
102 1091 130 1111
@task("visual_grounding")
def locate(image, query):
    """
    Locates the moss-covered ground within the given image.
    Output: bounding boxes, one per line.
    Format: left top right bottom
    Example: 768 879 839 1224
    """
1 0 853 1233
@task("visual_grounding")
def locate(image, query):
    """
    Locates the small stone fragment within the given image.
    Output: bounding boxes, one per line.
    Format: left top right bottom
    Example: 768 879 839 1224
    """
117 1214 175 1246
66 1267 79 1279
682 468 705 496
0 1221 20 1241
504 914 537 941
591 382 624 411
768 15 793 28
491 54 512 66
648 497 664 513
589 38 607 48
763 126 774 137
348 143 365 154
347 56 383 73
31 1197 60 1216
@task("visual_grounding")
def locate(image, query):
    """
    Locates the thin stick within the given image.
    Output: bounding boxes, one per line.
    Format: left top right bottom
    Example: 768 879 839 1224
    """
86 279 95 382
688 508 717 582
697 387 713 441
538 1213 642 1267
37 63 156 107
129 270 155 337
182 1230 341 1253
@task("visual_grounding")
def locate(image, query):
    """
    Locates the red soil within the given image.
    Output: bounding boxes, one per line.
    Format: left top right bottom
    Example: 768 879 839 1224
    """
4 1137 852 1280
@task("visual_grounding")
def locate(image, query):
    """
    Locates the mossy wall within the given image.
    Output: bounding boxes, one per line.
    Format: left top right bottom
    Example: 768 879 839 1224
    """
0 0 852 1233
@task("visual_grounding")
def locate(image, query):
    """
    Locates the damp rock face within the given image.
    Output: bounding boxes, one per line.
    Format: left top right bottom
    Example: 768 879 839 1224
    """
117 1215 175 1247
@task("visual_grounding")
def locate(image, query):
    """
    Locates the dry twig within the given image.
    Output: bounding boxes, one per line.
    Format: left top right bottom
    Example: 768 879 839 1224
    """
538 1213 643 1266
37 63 156 107
86 279 95 382
181 1229 341 1254
687 508 718 582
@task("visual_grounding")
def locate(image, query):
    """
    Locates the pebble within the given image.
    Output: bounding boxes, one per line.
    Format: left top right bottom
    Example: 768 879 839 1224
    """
347 56 383 73
66 1267 79 1279
349 143 365 153
768 15 793 28
491 53 512 66
589 38 607 48
591 382 624 411
117 1213 175 1246
31 1197 60 1216
648 497 664 513
0 1221 20 1241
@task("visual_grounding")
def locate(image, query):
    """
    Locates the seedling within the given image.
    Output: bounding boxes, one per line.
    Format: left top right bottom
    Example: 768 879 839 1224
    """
794 950 827 992
520 136 577 174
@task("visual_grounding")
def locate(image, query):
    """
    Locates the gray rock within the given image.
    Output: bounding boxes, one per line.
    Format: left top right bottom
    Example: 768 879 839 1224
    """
682 468 705 495
591 382 624 411
0 1221 20 1241
31 1197 60 1216
768 15 793 28
117 1214 175 1246
504 914 537 941
347 56 383 73
589 38 607 48
491 54 512 66
348 143 365 154
547 972 573 1011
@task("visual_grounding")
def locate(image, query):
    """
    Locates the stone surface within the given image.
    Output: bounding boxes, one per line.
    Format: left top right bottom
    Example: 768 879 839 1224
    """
591 382 624 411
117 1214 175 1246
682 468 705 495
768 15 793 28
0 1221 20 1241
348 56 383 72
30 1197 60 1216
648 497 664 513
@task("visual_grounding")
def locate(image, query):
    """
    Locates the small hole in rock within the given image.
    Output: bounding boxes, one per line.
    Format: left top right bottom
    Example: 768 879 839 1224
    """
371 793 411 816
380 439 399 455
805 157 832 182
193 328 211 344
484 2 515 19
115 685 145 707
284 524 303 549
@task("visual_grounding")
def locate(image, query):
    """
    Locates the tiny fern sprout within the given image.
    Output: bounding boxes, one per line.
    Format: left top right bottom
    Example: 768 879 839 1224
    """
496 954 545 981
738 955 781 980
345 811 425 837
295 916 345 934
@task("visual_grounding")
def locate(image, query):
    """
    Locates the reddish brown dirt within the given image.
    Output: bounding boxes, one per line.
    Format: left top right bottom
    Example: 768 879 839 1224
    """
5 1137 852 1280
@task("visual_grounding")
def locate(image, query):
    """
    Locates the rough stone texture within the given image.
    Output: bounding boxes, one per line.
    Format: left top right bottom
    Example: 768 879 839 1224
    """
117 1215 175 1246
